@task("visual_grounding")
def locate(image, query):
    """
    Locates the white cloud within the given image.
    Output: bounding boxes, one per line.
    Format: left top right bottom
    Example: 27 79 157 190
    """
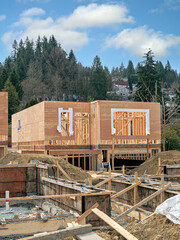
20 7 45 17
0 15 6 21
59 3 135 29
2 4 134 52
105 26 180 57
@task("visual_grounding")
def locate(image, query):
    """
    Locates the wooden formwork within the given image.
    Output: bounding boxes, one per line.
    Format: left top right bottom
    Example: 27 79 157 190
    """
12 100 161 170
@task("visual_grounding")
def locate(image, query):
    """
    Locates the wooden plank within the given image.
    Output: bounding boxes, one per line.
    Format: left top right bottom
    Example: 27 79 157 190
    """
92 208 138 240
0 192 111 202
111 182 141 200
111 203 130 223
95 176 116 188
134 172 138 204
19 224 92 240
114 183 171 220
112 137 114 170
76 232 104 240
75 203 99 223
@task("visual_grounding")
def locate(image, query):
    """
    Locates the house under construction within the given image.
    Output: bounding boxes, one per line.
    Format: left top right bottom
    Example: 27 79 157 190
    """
0 92 8 158
12 100 161 170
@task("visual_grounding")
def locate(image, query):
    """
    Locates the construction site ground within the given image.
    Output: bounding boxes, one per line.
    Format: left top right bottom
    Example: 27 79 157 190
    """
0 150 180 239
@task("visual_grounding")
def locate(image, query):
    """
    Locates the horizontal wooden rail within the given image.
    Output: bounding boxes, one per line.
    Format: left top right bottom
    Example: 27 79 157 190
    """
0 192 111 202
95 176 115 188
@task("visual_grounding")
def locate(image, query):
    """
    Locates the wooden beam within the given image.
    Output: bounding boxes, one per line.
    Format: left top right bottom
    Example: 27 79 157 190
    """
108 170 112 191
92 208 138 240
19 224 92 240
114 183 171 220
111 203 130 223
95 176 116 188
0 192 111 202
111 182 141 200
75 203 99 224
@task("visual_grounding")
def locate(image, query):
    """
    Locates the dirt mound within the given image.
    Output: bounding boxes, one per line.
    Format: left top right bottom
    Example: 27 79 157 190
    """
97 214 180 240
0 152 90 181
131 150 180 175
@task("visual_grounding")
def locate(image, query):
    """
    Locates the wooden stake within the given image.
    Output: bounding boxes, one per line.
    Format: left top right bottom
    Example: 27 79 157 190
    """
134 172 138 205
108 170 112 191
51 159 72 181
160 174 165 203
122 165 125 175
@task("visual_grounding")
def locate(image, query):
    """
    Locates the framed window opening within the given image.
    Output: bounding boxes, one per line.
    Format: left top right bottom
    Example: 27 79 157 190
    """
57 108 73 136
111 108 150 136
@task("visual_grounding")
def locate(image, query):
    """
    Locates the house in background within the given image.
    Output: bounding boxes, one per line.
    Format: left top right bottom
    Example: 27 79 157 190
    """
113 81 130 99
0 92 8 158
12 100 161 170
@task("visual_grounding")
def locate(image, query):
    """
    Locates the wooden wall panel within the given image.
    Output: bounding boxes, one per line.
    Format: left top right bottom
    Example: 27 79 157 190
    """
98 101 161 141
0 92 8 135
44 101 90 142
12 102 45 144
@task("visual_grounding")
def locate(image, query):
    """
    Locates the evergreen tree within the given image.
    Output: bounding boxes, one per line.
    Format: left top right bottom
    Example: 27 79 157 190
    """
126 60 135 91
0 68 8 90
89 56 107 100
9 69 23 100
2 79 19 122
134 49 162 102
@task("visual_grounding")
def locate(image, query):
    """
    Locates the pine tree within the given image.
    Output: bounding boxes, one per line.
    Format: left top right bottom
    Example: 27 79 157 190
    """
126 60 135 91
9 69 23 100
2 79 19 122
134 49 162 102
89 56 107 100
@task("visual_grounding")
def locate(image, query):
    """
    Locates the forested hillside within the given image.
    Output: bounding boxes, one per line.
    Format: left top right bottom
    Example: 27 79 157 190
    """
0 36 180 121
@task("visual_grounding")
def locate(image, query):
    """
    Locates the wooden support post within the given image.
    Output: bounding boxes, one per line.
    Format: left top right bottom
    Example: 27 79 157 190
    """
160 174 165 203
114 183 171 220
112 137 115 171
84 155 86 170
156 157 161 175
134 172 138 205
72 154 74 166
88 178 92 186
122 165 125 175
108 170 112 191
92 208 138 240
78 155 80 168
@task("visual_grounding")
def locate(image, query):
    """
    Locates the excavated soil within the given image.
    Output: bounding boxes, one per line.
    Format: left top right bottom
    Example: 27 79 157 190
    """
97 214 180 240
0 152 90 181
131 150 180 175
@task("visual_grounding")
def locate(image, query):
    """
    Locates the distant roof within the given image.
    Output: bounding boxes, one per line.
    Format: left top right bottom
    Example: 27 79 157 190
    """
114 81 129 86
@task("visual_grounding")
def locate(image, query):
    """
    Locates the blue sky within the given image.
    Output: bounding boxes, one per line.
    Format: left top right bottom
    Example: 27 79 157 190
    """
1 0 180 72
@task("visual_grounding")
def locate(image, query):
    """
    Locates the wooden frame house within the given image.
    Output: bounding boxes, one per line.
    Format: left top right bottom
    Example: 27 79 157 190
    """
12 100 161 170
0 92 8 158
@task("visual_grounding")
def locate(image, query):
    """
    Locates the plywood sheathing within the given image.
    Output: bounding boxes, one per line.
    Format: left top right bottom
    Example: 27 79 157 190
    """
97 100 161 141
0 92 8 136
44 101 90 144
12 102 45 144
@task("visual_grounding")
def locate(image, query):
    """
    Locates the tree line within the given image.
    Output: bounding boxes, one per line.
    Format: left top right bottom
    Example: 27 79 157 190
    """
0 36 180 151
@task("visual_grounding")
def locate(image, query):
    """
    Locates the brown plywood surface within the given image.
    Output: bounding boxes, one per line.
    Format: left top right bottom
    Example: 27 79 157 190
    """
0 167 26 197
98 101 161 141
0 92 8 135
12 102 45 144
44 101 90 142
